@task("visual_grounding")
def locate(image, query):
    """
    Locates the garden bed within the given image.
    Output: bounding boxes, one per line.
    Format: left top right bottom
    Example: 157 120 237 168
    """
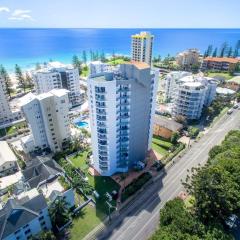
121 172 152 202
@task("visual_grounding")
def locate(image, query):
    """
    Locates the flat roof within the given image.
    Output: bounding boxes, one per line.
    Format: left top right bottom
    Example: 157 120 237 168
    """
0 141 17 166
125 61 150 70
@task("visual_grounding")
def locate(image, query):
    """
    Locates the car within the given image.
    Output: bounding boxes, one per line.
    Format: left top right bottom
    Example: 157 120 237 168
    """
233 104 239 109
227 109 233 114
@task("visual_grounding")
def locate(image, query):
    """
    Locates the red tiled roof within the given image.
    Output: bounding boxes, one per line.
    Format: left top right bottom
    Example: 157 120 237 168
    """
204 57 239 64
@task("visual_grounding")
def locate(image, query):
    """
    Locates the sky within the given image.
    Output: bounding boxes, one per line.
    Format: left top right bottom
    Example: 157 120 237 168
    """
0 0 240 28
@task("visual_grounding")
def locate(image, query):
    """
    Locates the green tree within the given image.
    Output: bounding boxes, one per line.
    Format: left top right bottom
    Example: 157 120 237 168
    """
184 165 240 225
49 198 70 228
25 72 34 90
72 55 82 74
171 132 179 144
233 40 240 57
0 64 12 98
82 50 87 63
31 231 56 240
15 64 26 92
205 45 213 57
219 42 228 57
227 46 233 57
212 48 218 57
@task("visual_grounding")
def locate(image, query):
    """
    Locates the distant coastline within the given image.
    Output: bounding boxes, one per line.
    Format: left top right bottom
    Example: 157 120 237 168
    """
0 28 240 72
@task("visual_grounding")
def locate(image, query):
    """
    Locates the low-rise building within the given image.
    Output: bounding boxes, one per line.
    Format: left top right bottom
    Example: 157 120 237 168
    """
0 141 18 177
176 49 200 69
226 76 240 91
153 115 183 139
201 57 240 72
0 193 52 240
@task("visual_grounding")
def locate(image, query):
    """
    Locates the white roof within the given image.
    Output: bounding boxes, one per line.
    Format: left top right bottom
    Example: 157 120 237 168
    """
49 88 70 97
216 87 235 95
39 178 64 198
17 188 39 201
0 171 23 190
0 141 17 166
20 134 34 144
183 81 203 88
20 89 69 106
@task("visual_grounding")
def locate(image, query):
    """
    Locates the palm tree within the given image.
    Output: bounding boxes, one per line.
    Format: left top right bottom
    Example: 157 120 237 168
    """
49 198 70 228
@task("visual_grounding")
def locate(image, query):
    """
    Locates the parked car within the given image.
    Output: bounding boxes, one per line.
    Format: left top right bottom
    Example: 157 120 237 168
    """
227 109 233 114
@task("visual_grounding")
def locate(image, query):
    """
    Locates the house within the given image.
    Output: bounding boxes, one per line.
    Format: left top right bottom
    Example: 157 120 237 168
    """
22 157 63 189
0 193 52 240
226 76 240 91
201 57 239 72
0 141 18 177
153 115 183 139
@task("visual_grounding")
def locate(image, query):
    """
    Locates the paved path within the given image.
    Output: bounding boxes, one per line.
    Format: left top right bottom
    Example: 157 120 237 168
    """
92 109 240 240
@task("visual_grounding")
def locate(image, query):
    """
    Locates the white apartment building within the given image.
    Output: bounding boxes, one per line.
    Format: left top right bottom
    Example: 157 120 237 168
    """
88 61 158 176
176 49 200 68
164 71 191 101
170 75 217 120
131 32 154 66
33 63 82 107
20 89 71 153
89 61 111 75
0 75 22 126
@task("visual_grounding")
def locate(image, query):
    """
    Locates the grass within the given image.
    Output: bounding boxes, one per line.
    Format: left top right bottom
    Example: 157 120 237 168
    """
151 135 173 156
69 151 89 171
70 150 120 216
210 107 229 128
70 205 104 240
80 66 89 77
184 195 195 209
107 58 126 65
0 121 27 137
206 72 233 80
87 174 120 216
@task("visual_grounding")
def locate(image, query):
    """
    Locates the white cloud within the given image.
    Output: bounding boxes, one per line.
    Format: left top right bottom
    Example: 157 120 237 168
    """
8 9 34 21
0 6 10 13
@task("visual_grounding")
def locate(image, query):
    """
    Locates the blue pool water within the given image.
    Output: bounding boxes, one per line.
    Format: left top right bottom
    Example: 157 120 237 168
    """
75 121 89 128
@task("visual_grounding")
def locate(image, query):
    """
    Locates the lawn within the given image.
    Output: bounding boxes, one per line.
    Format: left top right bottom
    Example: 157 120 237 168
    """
70 205 104 240
87 174 120 216
206 72 233 80
107 58 126 65
80 66 89 77
0 121 27 137
152 135 173 156
69 151 89 171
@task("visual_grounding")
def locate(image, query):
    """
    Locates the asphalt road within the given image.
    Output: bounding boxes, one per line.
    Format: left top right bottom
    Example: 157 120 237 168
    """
95 109 240 240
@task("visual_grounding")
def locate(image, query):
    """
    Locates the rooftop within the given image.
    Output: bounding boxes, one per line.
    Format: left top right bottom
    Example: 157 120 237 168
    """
131 31 153 39
204 57 240 64
216 87 235 95
0 194 47 239
0 141 17 166
126 61 150 70
0 171 23 190
22 157 63 189
228 76 240 84
19 89 69 106
154 115 183 132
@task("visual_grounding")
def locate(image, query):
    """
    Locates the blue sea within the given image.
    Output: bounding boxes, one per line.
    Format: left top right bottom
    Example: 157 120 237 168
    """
0 28 240 72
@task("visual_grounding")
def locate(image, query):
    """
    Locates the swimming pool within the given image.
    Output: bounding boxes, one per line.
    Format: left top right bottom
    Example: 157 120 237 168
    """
74 121 89 128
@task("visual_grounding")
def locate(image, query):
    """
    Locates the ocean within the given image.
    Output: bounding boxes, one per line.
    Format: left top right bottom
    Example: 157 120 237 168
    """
0 28 240 72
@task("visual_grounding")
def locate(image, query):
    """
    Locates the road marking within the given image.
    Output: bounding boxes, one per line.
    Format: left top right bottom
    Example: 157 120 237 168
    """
112 113 239 240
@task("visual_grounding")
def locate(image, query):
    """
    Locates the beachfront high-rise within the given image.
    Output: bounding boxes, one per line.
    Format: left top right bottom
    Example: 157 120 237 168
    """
33 62 82 107
20 89 71 153
0 74 22 126
88 62 158 176
131 32 154 66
